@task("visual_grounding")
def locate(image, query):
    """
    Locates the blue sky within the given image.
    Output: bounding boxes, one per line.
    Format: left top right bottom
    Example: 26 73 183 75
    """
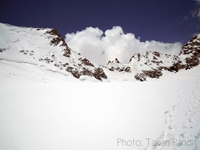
1 0 200 43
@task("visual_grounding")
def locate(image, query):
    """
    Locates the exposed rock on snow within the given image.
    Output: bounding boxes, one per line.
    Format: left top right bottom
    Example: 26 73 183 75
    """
179 35 200 69
107 58 131 72
0 22 200 81
107 35 200 81
0 23 107 81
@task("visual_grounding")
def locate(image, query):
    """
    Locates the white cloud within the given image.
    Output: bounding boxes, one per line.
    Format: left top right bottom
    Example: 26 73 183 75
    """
191 8 200 18
191 0 200 18
65 26 182 65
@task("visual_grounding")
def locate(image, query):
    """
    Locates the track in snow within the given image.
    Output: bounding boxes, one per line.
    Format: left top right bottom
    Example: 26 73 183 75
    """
148 81 200 150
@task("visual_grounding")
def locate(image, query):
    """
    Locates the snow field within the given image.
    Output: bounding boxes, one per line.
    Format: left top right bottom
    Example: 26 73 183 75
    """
0 64 200 150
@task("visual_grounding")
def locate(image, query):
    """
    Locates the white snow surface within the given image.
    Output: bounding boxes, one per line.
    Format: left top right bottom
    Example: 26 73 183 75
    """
0 23 200 150
0 60 200 150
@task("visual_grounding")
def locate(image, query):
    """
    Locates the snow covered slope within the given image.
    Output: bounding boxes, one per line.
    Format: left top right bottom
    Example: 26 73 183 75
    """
0 23 107 81
0 61 200 150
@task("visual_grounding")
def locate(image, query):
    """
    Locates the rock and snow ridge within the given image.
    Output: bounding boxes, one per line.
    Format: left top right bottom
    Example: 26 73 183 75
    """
0 23 107 81
107 35 200 81
0 22 199 81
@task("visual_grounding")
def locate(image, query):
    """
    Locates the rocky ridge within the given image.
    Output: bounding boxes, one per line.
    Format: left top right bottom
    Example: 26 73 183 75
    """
0 23 107 81
45 28 107 80
0 23 199 81
107 35 200 81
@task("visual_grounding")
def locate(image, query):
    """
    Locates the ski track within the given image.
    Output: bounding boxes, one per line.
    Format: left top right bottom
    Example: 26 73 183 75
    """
145 81 200 150
0 58 37 66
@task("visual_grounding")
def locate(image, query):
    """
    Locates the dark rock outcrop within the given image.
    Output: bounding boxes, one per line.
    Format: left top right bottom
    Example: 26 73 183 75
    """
0 48 6 53
179 35 200 69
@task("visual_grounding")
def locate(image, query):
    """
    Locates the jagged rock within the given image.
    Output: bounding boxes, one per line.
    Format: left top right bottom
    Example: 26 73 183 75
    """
0 49 6 52
185 57 199 69
45 28 72 58
65 65 107 81
142 70 162 79
134 69 162 82
124 67 131 72
71 69 81 79
107 58 131 73
134 73 146 81
109 67 114 71
80 68 93 76
168 62 185 72
179 34 200 69
66 66 73 72
152 51 160 57
107 58 120 65
46 28 68 47
63 49 71 57
115 58 120 63
93 68 107 81
129 53 141 62
80 58 94 67
62 63 69 67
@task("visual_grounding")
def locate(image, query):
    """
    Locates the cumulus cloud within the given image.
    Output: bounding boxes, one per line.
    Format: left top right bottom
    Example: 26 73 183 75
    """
65 26 182 65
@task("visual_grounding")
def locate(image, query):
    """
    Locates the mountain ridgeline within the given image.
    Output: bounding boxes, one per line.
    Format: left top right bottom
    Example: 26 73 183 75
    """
0 23 107 81
108 35 200 81
0 23 199 81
